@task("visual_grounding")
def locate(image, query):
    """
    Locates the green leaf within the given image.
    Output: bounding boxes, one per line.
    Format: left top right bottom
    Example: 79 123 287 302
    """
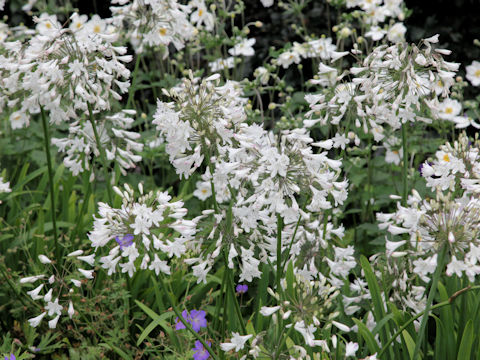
402 330 416 359
135 300 180 350
457 320 474 360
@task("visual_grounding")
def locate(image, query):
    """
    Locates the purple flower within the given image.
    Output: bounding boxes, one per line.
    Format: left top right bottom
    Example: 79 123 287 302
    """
192 340 210 360
115 234 134 250
175 309 207 332
5 355 16 360
190 310 207 332
236 284 248 294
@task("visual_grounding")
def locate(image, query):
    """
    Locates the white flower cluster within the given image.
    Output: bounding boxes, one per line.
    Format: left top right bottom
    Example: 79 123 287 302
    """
88 183 202 277
377 133 480 312
152 73 247 179
110 0 207 55
152 73 349 285
305 35 460 142
0 12 131 128
276 37 347 69
51 109 143 176
20 252 95 329
221 272 360 358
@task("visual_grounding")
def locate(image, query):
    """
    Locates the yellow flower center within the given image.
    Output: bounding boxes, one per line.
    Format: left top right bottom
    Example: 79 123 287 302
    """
46 22 52 29
443 154 450 162
199 9 204 17
201 189 208 194
159 28 167 36
445 107 453 114
475 69 480 78
76 22 82 29
14 115 21 121
392 150 399 155
93 25 101 33
437 80 443 87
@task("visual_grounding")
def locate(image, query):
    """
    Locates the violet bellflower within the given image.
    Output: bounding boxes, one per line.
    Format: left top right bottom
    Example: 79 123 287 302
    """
115 234 134 250
175 309 207 332
236 284 248 294
192 340 211 360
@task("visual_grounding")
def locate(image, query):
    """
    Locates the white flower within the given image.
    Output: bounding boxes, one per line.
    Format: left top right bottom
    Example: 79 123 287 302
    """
48 314 61 329
120 261 136 278
20 275 45 284
28 312 46 328
68 301 75 319
446 256 467 277
229 38 256 57
45 298 63 316
260 0 274 7
193 181 212 200
148 254 171 275
345 341 359 357
38 255 52 264
10 111 29 129
259 306 281 316
77 254 95 266
220 332 252 352
387 22 406 43
27 284 44 300
466 61 480 86
78 268 94 279
365 26 386 41
437 99 462 120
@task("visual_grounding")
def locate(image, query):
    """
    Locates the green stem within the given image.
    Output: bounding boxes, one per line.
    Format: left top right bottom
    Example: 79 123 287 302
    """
40 107 60 261
87 104 113 204
127 54 142 109
69 168 92 242
412 244 448 360
276 214 283 293
379 284 479 358
157 274 219 360
401 123 408 206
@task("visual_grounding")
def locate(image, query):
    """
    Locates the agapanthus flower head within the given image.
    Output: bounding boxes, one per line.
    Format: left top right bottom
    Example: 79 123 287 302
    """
89 183 200 277
376 133 480 315
20 250 94 328
153 72 247 179
51 108 143 176
304 35 461 152
192 340 211 360
175 309 207 332
0 12 132 128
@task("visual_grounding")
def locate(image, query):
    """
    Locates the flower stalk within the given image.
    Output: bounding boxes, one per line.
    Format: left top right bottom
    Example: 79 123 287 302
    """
40 106 60 261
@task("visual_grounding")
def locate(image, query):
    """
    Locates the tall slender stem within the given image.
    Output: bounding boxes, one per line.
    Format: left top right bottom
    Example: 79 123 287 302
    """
276 214 283 292
87 104 113 204
401 123 408 206
412 244 448 360
127 54 142 109
40 107 60 261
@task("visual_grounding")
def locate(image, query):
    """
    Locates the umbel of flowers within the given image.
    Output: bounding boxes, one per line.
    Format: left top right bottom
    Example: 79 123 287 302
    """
304 35 460 146
151 72 349 285
0 13 132 129
20 251 95 329
377 132 480 315
88 183 205 278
